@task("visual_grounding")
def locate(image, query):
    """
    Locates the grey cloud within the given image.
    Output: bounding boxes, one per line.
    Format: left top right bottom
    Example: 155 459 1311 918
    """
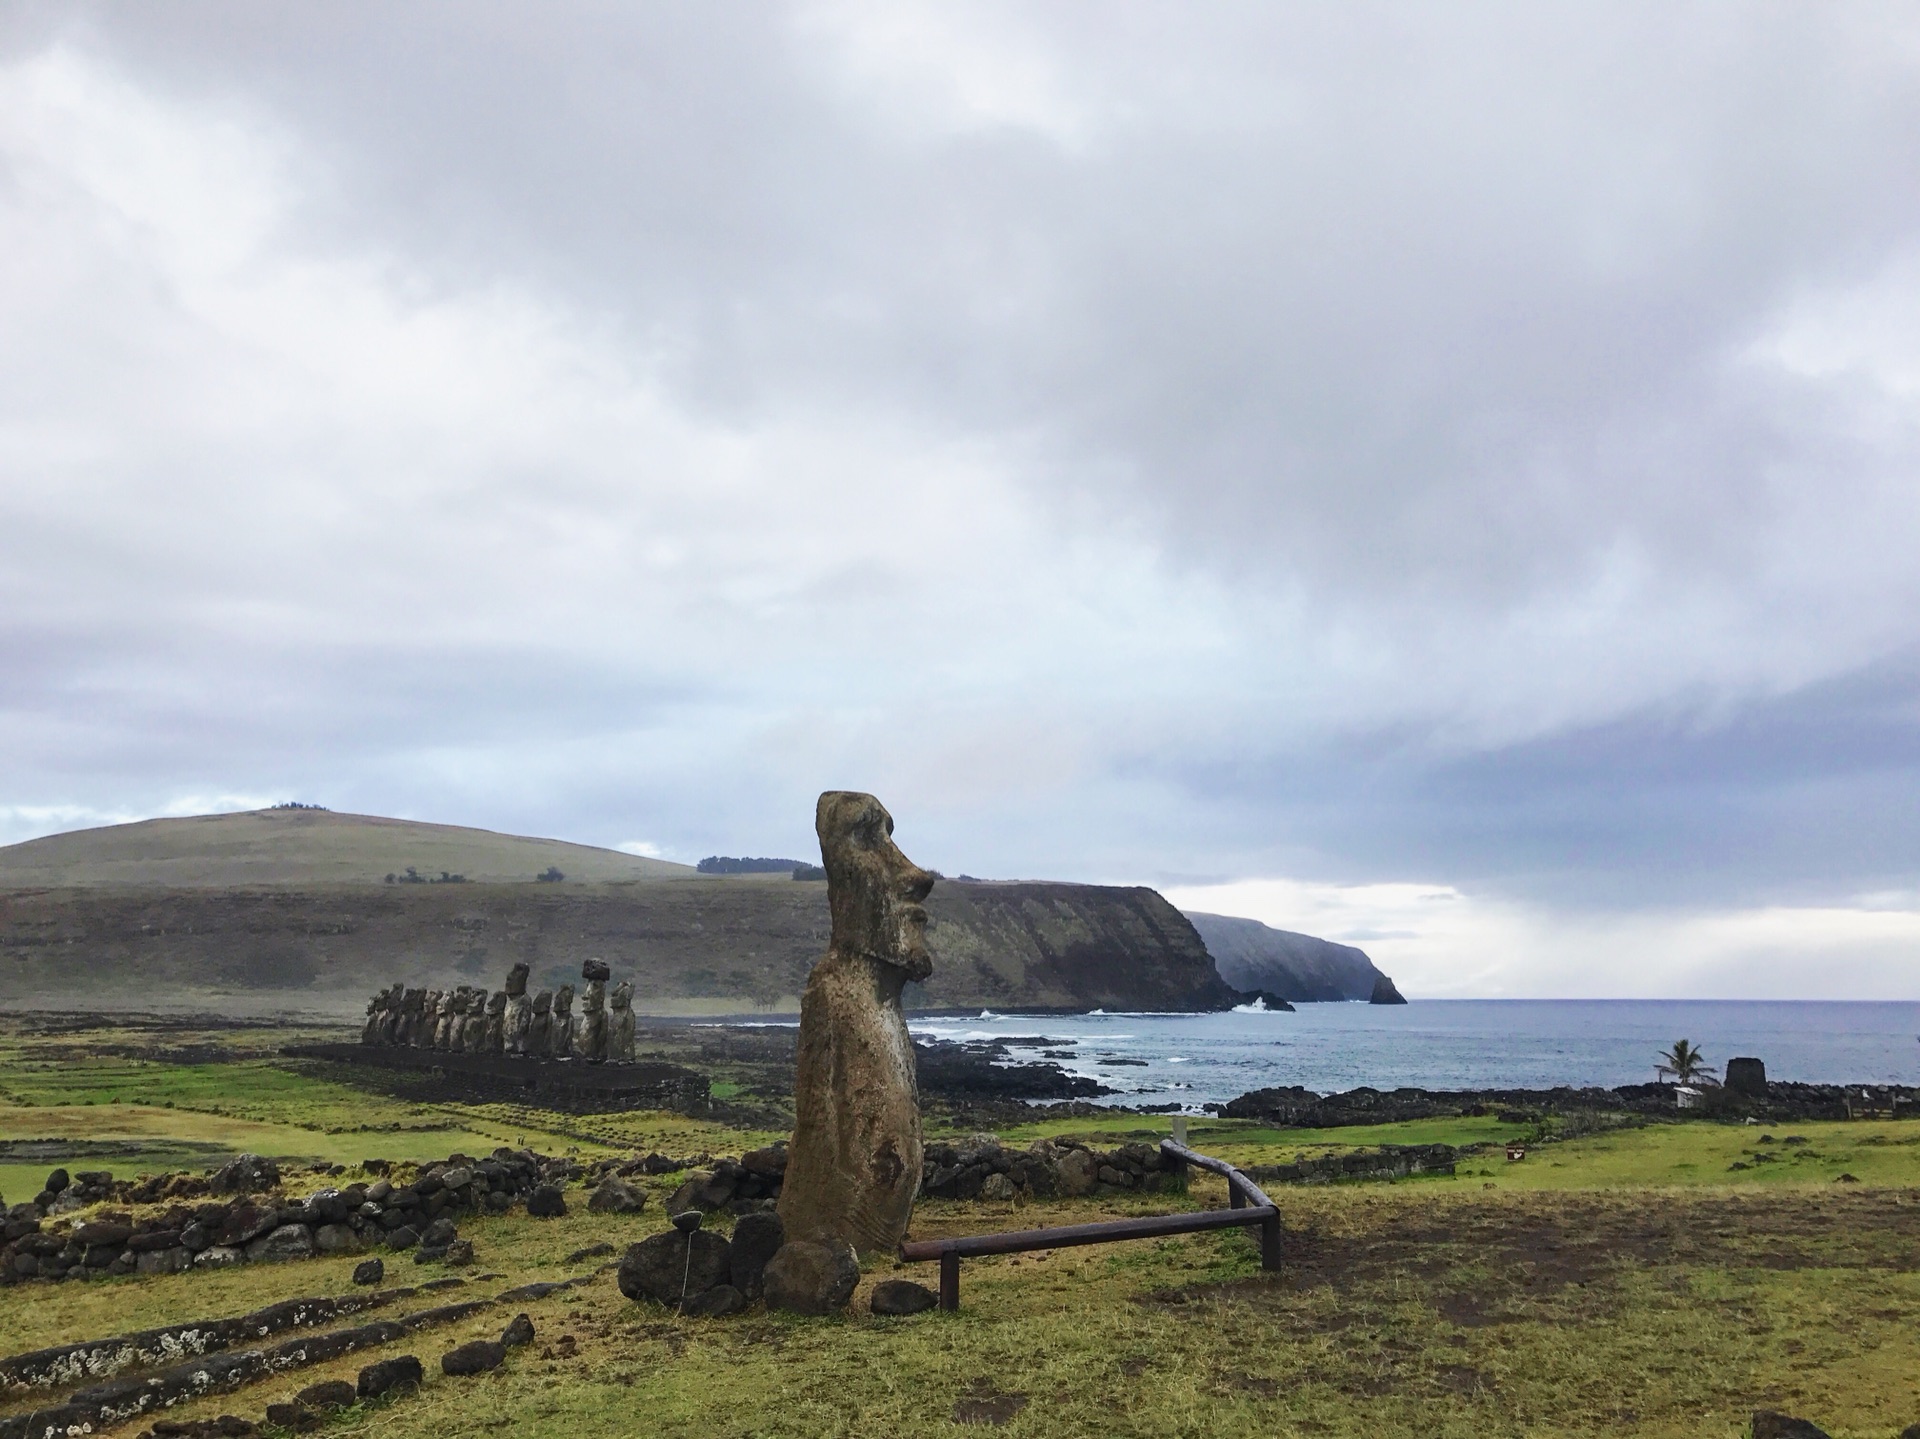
1 3 1918 956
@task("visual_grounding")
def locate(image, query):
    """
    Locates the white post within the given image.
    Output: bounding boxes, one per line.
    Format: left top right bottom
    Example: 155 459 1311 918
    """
1171 1115 1189 1146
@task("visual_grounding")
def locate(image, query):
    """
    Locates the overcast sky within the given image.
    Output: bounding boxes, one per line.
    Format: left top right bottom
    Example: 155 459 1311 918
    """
3 4 1918 997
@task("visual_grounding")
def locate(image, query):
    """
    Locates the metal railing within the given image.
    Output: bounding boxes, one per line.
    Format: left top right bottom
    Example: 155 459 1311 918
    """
898 1139 1282 1311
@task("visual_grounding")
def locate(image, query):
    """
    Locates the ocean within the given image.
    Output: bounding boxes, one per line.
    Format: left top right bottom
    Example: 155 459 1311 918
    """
906 1000 1920 1111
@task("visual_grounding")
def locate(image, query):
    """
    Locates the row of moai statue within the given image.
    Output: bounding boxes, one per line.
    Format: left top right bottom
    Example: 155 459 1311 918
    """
360 959 636 1062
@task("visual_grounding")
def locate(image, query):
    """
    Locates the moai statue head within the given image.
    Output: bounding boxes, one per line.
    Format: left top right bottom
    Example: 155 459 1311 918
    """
487 989 508 1019
553 984 574 1018
504 962 530 997
582 980 605 1014
611 981 633 1014
532 990 552 1017
817 790 937 983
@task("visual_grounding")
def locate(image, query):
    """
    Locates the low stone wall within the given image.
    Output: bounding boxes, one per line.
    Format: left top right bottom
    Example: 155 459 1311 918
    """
1244 1143 1457 1186
0 1150 573 1288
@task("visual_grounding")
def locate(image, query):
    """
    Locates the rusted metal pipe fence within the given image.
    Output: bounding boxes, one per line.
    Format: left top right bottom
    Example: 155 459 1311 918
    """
898 1138 1282 1311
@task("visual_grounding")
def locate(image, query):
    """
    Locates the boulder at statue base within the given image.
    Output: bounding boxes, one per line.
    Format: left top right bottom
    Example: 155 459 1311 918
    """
682 1284 747 1317
617 1228 732 1308
728 1210 785 1299
762 1238 860 1316
870 1278 939 1316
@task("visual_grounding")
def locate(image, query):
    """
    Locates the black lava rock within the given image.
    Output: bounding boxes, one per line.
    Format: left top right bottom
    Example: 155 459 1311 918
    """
501 1312 535 1347
681 1284 746 1318
356 1354 424 1399
293 1379 356 1411
352 1257 385 1286
763 1239 860 1316
617 1228 732 1307
1752 1413 1833 1439
727 1210 784 1300
441 1339 507 1376
870 1279 939 1316
526 1185 568 1218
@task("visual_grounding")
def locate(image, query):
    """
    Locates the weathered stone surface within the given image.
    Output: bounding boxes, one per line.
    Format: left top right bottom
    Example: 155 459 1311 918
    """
442 1239 474 1266
1751 1413 1833 1439
314 1224 361 1254
247 1224 316 1263
440 1339 507 1376
762 1238 860 1316
1056 1148 1098 1197
420 1216 458 1248
587 1178 647 1214
777 791 934 1257
1726 1057 1768 1096
681 1284 746 1318
72 1221 132 1247
385 1226 419 1251
134 1246 190 1275
616 1229 732 1308
500 1313 535 1347
727 1211 784 1299
870 1279 938 1316
209 1154 281 1195
194 1245 245 1268
352 1257 384 1286
356 1354 423 1399
294 1379 356 1410
215 1203 279 1247
526 1185 567 1218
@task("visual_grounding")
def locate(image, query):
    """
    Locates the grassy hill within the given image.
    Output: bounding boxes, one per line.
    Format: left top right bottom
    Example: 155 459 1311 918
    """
0 811 1235 1016
0 808 694 888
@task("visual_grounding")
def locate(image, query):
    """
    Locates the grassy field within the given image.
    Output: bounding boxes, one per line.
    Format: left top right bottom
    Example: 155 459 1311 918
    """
2 1020 1917 1438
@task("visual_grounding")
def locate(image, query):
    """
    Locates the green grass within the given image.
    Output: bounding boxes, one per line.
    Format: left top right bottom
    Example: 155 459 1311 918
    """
5 1020 1920 1437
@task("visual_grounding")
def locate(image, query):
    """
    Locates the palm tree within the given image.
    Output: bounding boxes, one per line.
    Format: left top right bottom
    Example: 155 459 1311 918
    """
1656 1039 1718 1085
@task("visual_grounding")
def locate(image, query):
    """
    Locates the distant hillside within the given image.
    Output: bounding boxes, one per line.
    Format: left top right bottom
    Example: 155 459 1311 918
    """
0 809 694 888
0 812 1238 1015
1183 911 1392 1002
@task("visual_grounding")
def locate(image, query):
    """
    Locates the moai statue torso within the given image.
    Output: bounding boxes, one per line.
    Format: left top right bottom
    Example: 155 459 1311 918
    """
608 981 636 1062
449 989 473 1051
482 990 507 1052
777 791 935 1257
400 988 427 1046
417 992 443 1048
528 991 553 1057
578 979 607 1062
435 992 459 1050
464 990 492 1052
550 985 575 1058
503 963 533 1055
378 985 406 1045
362 989 387 1045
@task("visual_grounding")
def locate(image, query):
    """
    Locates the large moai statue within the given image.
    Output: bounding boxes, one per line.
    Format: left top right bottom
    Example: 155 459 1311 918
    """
435 991 458 1051
777 792 935 1257
378 985 406 1045
362 986 390 1045
528 991 553 1056
416 991 442 1049
464 990 492 1053
400 988 427 1046
503 964 533 1056
550 985 576 1058
482 989 508 1053
577 961 609 1062
608 981 636 1062
448 989 472 1051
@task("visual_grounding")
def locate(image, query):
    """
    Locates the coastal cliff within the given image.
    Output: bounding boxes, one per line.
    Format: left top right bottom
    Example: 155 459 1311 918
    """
1184 910 1396 1002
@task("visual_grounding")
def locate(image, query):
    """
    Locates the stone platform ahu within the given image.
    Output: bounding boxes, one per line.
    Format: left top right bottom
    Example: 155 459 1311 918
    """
301 957 693 1113
358 959 637 1063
